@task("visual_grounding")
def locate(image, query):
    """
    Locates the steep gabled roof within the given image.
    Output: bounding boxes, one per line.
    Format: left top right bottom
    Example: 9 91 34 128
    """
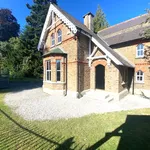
38 4 134 68
98 14 150 46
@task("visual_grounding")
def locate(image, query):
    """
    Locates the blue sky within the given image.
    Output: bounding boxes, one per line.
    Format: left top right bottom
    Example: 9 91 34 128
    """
0 0 150 29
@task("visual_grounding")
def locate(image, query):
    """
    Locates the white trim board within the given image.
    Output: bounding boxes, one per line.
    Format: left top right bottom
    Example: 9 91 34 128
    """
38 4 77 50
91 37 123 66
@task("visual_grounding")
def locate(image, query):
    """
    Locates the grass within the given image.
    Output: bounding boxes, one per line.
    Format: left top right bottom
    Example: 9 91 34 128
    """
0 90 150 150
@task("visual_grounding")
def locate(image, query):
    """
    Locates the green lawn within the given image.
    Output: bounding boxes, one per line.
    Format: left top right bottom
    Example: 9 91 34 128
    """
0 91 150 150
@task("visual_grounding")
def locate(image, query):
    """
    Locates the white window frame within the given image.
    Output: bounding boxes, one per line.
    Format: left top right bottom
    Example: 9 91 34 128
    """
51 33 55 46
46 60 51 81
136 44 144 58
136 70 144 83
56 59 61 82
57 29 62 44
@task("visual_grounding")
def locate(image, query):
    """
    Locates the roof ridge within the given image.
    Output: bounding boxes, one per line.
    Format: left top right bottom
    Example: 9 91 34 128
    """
98 13 148 33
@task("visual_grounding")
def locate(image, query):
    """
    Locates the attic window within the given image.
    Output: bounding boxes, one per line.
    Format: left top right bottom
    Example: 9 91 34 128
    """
51 33 55 46
136 44 144 58
57 29 62 43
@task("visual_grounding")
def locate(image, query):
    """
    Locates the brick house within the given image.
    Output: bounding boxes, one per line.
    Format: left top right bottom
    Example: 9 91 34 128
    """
38 4 150 99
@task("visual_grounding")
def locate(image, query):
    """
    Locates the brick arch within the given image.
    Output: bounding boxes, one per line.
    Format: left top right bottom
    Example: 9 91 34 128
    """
135 65 147 72
92 59 107 68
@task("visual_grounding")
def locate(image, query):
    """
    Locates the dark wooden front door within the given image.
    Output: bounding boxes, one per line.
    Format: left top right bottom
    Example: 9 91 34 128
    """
96 65 105 89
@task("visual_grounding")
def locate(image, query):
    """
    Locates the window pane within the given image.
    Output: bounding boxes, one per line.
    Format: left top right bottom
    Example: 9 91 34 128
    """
58 30 62 43
52 39 55 45
56 60 60 70
57 71 60 81
46 60 51 81
137 71 139 75
137 44 140 49
56 60 61 82
51 34 55 45
47 71 50 80
47 61 49 70
49 61 51 70
58 30 62 36
137 76 139 81
141 50 144 56
46 61 51 70
58 36 62 43
140 77 143 81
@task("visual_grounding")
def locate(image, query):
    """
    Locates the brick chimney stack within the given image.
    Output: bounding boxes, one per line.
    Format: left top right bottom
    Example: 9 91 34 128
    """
83 12 94 31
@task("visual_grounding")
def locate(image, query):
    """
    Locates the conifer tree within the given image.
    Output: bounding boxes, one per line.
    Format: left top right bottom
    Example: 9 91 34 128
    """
93 5 109 33
20 0 58 77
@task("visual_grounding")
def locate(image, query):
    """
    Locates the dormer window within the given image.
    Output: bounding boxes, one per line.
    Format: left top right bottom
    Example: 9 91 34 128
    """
136 44 144 58
51 33 55 46
57 29 62 43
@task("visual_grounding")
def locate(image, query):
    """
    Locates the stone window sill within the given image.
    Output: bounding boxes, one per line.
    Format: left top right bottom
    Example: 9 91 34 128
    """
50 45 55 48
135 56 144 59
135 81 144 84
57 42 62 45
43 81 65 84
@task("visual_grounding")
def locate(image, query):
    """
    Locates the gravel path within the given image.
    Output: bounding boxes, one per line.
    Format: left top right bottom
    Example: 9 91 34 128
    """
4 87 150 120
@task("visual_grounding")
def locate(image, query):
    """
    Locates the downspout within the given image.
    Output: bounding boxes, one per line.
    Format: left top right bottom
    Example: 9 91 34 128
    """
132 68 135 95
89 38 92 56
64 55 67 96
88 38 92 67
77 34 80 98
75 31 81 98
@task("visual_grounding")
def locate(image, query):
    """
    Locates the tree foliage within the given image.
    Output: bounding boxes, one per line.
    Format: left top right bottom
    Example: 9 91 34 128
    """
93 5 109 33
0 38 22 77
143 10 150 63
0 1 58 78
0 37 42 78
0 9 20 41
25 0 57 38
16 0 58 78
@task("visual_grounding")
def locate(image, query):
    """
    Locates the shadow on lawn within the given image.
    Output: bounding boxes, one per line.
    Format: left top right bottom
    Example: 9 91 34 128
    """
1 108 150 150
0 109 84 150
87 115 150 150
8 81 43 93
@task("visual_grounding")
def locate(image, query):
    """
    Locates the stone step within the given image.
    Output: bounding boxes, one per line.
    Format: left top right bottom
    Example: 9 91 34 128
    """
84 91 110 100
83 90 116 102
106 96 114 102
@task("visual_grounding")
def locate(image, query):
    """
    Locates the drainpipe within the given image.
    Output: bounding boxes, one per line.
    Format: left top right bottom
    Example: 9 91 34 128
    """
132 68 135 95
77 34 80 98
64 55 68 96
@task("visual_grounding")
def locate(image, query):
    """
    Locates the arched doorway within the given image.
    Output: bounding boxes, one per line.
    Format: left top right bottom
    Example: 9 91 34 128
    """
95 65 105 89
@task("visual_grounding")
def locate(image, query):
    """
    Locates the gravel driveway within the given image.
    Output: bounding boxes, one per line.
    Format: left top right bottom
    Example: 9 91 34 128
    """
4 83 150 120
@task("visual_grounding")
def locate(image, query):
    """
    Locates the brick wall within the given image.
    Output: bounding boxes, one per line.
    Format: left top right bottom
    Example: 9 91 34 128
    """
90 58 121 93
77 34 90 93
43 14 78 94
112 40 150 90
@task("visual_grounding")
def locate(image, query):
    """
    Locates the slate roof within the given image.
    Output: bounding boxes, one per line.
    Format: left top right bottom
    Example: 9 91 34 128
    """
53 4 134 68
98 14 150 46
